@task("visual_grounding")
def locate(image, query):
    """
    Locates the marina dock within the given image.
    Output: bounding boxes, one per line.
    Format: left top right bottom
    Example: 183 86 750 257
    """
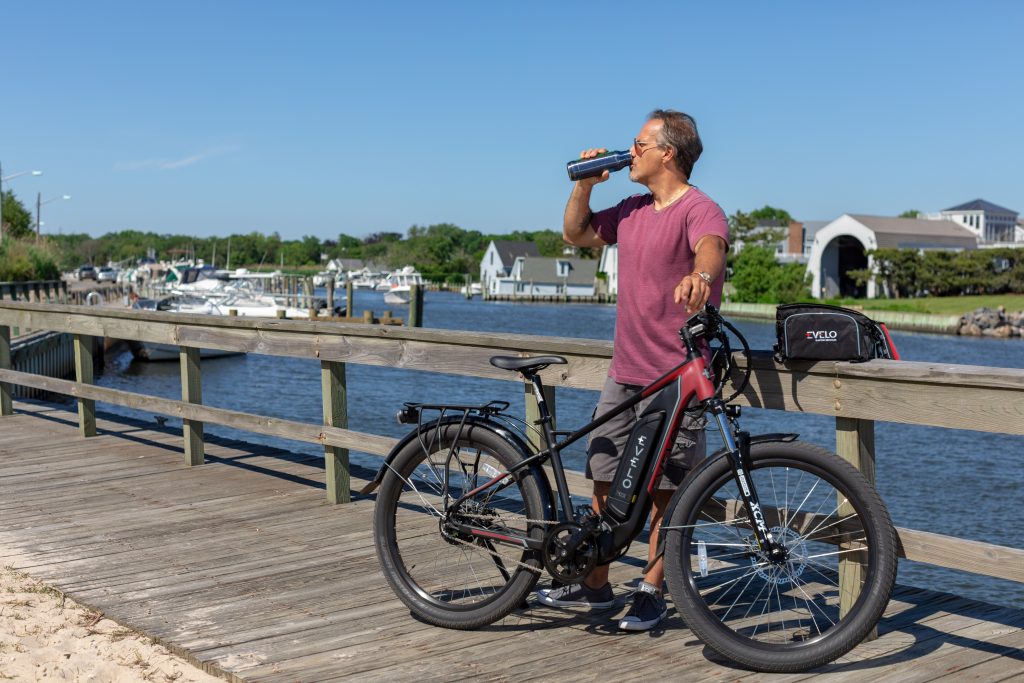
2 402 1022 682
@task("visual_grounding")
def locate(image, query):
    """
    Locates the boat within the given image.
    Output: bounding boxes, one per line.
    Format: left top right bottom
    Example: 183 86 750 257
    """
126 289 311 361
459 282 483 298
381 266 424 304
127 297 242 361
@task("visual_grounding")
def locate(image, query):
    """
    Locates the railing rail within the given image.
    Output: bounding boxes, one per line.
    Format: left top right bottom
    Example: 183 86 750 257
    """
1 300 1022 590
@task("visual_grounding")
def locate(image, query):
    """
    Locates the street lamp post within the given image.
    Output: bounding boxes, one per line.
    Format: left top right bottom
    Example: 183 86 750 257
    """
36 193 71 239
0 163 43 243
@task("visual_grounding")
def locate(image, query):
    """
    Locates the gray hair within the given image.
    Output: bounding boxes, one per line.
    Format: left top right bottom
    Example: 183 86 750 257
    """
649 109 703 179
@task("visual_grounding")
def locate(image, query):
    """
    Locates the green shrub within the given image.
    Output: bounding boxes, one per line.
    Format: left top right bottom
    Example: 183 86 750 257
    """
0 238 62 281
730 246 810 304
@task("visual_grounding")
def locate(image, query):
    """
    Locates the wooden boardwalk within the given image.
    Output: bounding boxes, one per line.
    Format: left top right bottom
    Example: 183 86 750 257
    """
2 402 1022 683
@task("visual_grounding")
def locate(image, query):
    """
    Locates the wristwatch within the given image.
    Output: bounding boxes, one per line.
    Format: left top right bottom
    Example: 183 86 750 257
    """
694 271 713 285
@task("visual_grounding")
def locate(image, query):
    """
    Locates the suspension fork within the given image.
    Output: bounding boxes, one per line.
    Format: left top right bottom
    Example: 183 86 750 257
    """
708 400 785 562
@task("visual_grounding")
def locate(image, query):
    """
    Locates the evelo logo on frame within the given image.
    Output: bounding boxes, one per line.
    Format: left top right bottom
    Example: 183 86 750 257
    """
806 330 838 342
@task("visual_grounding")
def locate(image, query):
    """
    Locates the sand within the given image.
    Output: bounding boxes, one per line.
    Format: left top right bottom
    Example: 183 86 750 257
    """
0 564 224 682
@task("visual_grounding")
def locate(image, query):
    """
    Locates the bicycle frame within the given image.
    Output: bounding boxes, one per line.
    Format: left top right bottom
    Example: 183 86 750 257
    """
444 320 785 567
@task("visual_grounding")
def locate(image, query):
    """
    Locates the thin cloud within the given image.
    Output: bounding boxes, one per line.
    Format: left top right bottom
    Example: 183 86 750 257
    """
115 145 240 171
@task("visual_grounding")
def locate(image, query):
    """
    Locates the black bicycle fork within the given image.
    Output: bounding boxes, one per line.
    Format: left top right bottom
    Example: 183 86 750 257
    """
708 400 786 562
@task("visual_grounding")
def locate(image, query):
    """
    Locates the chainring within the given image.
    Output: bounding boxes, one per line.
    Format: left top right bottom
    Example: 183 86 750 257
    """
542 522 598 583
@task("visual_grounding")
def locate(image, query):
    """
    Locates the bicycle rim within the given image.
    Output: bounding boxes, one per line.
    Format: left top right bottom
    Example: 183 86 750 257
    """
384 435 542 612
676 456 886 648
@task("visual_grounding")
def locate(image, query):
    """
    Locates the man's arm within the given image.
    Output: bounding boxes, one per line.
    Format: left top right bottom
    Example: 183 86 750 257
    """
563 148 610 249
563 183 608 248
673 235 728 313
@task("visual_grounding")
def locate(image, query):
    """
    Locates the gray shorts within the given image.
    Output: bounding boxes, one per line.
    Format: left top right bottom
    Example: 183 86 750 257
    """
586 376 706 490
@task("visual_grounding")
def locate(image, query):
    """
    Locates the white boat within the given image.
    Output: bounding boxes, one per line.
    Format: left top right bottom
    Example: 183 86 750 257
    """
459 282 483 298
128 296 242 361
381 266 424 304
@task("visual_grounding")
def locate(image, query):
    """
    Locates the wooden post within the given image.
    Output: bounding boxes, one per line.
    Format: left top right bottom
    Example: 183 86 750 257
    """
321 360 350 504
524 381 556 452
836 416 876 639
73 334 96 437
362 310 374 324
180 346 204 466
276 309 287 320
408 284 424 328
345 280 353 318
0 325 12 416
326 277 335 314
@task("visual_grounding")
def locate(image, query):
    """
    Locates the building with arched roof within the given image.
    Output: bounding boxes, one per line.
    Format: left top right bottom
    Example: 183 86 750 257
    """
808 214 976 298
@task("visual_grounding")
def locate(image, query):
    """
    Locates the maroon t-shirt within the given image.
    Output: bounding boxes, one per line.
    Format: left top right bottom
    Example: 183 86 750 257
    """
592 186 729 385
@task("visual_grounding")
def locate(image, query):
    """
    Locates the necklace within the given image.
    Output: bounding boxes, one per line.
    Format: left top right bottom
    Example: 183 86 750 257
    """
654 185 690 211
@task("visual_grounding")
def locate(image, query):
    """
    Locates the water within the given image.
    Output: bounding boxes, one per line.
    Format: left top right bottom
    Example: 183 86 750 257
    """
94 290 1024 608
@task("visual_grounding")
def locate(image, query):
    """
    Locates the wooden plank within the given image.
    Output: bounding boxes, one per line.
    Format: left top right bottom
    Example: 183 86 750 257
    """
836 416 875 630
179 345 204 465
0 368 397 456
0 324 11 416
1 405 1021 683
72 333 96 436
321 360 350 504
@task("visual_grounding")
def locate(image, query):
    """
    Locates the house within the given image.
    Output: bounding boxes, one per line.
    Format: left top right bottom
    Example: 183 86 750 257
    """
598 244 618 295
808 214 976 299
938 199 1020 245
480 240 540 295
510 257 598 297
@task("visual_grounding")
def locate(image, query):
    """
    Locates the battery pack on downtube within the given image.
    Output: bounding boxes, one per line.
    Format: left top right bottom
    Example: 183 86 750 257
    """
605 411 666 522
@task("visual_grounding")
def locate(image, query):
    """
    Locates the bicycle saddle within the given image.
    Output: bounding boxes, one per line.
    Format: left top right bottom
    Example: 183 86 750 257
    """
489 355 567 374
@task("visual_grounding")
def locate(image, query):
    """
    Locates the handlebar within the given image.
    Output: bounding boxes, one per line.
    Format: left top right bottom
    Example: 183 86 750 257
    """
679 304 751 405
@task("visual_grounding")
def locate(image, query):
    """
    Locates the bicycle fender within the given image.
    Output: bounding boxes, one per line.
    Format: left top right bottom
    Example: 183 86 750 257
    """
645 432 799 574
360 416 556 521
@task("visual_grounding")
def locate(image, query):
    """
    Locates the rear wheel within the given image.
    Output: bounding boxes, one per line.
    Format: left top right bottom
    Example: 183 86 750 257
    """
374 423 548 629
663 440 897 672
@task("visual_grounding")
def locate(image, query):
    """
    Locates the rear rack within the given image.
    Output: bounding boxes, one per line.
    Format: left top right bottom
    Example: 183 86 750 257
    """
396 401 510 425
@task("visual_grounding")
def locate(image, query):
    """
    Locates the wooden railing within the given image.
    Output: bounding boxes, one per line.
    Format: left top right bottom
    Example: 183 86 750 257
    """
1 300 1022 592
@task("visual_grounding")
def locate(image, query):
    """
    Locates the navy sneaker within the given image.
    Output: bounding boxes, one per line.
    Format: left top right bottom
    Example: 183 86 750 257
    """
618 581 667 631
536 581 616 609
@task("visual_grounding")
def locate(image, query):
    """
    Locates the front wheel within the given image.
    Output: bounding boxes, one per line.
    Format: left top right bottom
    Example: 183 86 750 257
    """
663 440 897 672
374 422 549 629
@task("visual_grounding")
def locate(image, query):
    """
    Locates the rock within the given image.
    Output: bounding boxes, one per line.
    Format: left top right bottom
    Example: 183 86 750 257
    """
971 307 1002 329
986 324 1014 338
959 322 982 336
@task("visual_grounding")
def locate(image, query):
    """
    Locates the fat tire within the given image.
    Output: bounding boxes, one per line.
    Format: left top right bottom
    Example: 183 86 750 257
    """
663 440 897 672
374 423 546 629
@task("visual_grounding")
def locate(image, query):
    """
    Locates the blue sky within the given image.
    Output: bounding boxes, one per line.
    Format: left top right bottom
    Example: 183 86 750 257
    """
3 1 1021 240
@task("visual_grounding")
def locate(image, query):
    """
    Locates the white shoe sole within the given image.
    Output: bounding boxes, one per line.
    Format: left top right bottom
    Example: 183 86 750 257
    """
536 590 615 610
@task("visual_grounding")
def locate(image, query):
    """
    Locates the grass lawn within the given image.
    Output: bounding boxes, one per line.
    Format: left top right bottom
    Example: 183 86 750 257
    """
824 294 1024 316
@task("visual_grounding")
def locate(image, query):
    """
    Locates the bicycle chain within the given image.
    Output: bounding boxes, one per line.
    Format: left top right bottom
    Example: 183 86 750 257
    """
439 510 558 576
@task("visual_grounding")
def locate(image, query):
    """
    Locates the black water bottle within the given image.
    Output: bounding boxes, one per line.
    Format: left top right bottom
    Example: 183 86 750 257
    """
566 150 632 181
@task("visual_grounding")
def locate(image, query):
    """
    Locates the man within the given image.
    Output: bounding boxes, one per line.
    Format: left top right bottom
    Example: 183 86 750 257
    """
538 110 729 631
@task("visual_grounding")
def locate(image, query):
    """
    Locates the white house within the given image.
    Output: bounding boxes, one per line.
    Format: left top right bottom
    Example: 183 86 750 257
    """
938 199 1020 245
480 240 540 295
509 257 598 296
807 214 976 299
598 244 618 295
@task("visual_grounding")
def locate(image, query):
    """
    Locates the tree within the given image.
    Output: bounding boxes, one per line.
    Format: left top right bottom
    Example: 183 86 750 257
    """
1 190 34 240
749 205 794 226
728 209 788 251
730 246 809 303
898 210 920 219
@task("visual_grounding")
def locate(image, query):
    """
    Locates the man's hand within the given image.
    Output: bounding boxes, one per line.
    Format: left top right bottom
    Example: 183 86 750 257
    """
674 272 711 314
576 148 612 187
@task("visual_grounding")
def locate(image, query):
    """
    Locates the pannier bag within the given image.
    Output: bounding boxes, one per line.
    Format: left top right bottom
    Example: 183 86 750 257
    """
774 303 900 363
